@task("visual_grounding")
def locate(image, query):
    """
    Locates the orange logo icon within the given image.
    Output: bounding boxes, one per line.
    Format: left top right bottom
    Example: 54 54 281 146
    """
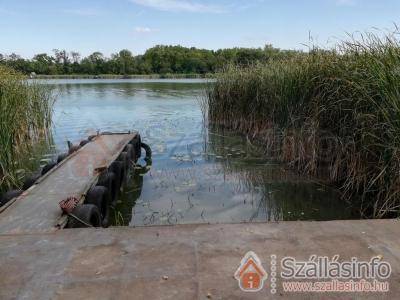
234 251 268 292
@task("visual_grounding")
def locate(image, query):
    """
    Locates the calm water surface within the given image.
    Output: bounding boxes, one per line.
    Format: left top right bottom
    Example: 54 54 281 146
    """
40 79 355 226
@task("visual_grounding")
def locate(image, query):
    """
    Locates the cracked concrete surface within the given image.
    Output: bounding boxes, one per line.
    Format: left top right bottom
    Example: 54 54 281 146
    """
0 220 399 299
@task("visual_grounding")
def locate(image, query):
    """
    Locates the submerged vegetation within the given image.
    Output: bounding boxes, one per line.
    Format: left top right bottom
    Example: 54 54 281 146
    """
0 66 54 191
207 30 400 218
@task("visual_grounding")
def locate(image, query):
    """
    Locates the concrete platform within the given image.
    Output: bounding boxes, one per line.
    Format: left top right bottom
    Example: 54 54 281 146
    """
0 220 399 299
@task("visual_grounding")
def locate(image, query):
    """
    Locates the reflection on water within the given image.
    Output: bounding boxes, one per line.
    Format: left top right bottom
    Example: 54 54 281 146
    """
48 79 205 151
38 79 356 226
118 129 354 226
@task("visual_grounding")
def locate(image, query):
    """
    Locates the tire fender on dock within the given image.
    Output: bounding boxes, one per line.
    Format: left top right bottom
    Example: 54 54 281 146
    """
57 153 68 164
117 152 129 183
22 172 41 190
97 171 118 206
85 186 110 228
124 144 135 163
41 161 57 176
0 190 23 207
109 161 123 189
141 142 152 160
67 204 101 228
129 135 142 160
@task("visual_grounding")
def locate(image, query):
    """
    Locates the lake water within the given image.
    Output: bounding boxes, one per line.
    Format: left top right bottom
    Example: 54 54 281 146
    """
39 79 355 226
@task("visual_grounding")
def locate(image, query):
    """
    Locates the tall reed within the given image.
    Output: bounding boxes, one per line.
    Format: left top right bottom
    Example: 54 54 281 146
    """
0 66 54 191
207 30 400 218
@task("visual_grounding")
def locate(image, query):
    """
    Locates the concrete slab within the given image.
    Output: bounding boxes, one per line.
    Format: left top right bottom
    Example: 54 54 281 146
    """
0 133 136 234
0 220 399 299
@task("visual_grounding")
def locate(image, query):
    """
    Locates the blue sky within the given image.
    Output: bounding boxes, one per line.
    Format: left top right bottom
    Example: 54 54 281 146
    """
0 0 399 58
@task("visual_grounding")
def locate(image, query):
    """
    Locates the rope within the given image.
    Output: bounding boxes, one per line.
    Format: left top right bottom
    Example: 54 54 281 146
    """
59 197 94 228
67 212 94 228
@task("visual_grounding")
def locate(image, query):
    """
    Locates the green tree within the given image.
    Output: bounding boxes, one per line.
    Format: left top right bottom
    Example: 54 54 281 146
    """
32 53 54 74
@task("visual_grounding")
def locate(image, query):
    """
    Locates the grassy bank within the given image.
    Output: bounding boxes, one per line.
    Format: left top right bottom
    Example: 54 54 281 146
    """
206 30 400 218
0 66 54 191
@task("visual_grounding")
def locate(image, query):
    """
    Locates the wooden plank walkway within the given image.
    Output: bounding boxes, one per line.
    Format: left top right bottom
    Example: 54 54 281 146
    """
0 133 136 234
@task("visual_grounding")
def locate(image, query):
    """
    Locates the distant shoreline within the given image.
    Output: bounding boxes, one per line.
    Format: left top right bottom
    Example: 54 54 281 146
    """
32 73 214 79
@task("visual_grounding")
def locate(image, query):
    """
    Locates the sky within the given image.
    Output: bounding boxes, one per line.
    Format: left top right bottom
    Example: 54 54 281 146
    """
0 0 399 58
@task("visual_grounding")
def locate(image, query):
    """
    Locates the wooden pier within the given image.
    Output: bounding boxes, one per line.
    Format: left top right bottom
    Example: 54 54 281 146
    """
0 132 137 234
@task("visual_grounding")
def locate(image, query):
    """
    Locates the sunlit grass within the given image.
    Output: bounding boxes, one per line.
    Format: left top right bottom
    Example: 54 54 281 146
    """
0 65 54 191
206 29 400 218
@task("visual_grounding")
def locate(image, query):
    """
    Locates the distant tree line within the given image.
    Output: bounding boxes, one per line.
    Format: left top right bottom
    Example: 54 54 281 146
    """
0 45 301 75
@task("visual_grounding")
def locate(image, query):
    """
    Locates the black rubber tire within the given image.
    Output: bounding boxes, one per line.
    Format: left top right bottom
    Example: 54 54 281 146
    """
129 135 142 160
41 161 57 175
121 150 130 166
67 204 101 228
0 189 23 206
97 171 118 206
109 161 123 189
141 142 152 159
124 144 135 163
57 153 68 164
88 135 97 141
79 139 89 147
118 151 128 165
22 172 41 190
85 186 110 228
68 145 80 155
117 151 129 181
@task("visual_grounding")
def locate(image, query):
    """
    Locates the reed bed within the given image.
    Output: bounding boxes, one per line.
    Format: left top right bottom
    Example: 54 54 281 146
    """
206 30 400 218
0 65 54 191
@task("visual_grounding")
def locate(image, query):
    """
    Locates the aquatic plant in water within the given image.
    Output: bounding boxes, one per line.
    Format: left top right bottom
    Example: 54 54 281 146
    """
206 29 400 218
0 65 54 191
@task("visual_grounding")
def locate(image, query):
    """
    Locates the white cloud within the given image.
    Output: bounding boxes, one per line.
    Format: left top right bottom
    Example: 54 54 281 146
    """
130 0 225 13
134 26 159 33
